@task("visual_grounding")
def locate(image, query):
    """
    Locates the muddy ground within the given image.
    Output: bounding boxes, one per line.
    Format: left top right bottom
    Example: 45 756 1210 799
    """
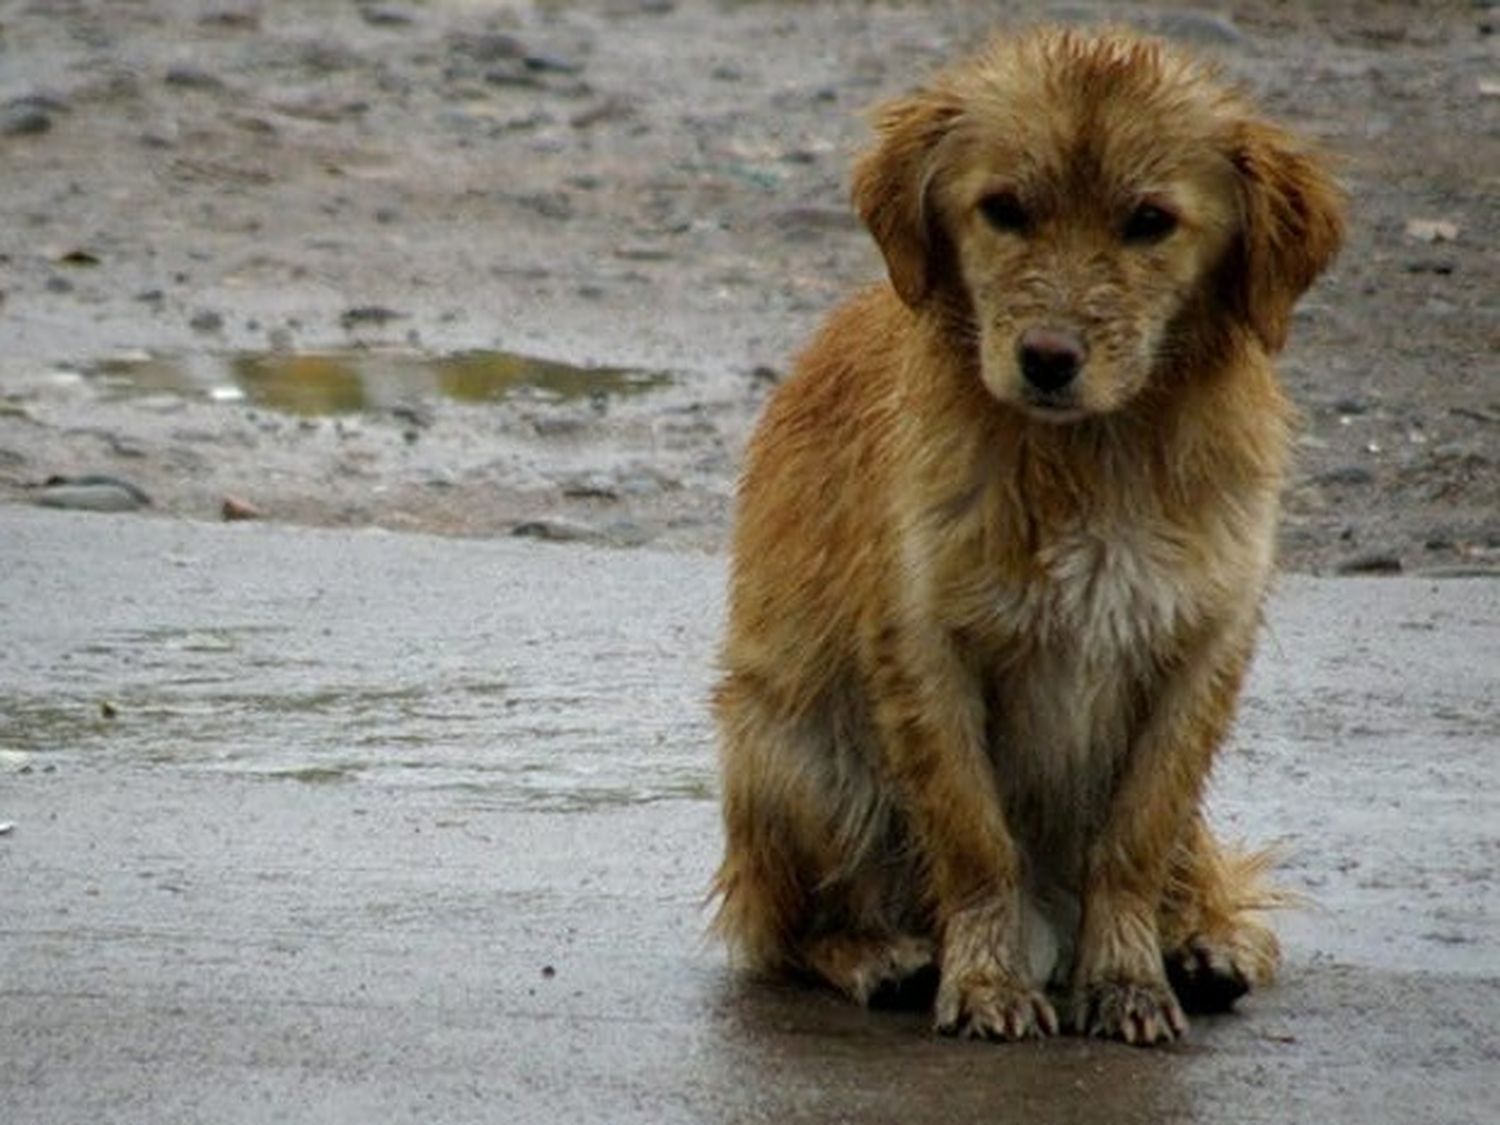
0 0 1496 572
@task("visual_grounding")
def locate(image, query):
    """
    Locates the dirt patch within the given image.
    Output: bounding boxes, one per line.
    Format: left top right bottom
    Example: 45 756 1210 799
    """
0 0 1495 572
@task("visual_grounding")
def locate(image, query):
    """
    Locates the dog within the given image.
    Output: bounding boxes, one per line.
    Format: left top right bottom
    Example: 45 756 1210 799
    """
711 26 1343 1045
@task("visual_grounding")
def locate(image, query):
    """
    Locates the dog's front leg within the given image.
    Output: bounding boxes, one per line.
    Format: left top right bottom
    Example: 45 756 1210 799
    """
868 620 1057 1040
1071 623 1258 1045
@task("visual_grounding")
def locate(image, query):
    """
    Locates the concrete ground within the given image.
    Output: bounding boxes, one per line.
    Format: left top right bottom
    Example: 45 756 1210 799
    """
1 506 1496 1124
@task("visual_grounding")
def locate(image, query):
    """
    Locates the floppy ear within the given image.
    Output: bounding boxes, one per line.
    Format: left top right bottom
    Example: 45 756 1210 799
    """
1229 121 1346 352
851 89 962 307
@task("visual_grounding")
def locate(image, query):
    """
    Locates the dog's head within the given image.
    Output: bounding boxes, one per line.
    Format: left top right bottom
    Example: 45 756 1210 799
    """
852 27 1344 422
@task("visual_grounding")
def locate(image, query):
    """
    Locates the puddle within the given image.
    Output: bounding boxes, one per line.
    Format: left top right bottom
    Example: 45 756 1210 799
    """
86 349 672 416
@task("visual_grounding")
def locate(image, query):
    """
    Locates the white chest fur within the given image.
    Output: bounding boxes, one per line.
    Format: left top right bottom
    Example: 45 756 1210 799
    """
981 513 1249 863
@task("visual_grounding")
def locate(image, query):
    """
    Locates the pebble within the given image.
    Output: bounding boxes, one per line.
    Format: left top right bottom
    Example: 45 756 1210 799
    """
1 105 52 136
1331 396 1371 416
164 66 226 91
189 309 224 333
359 4 415 26
2 93 66 136
1334 550 1404 576
524 53 583 76
34 474 153 512
515 192 574 221
510 518 601 544
1405 218 1460 243
221 495 263 521
340 305 403 329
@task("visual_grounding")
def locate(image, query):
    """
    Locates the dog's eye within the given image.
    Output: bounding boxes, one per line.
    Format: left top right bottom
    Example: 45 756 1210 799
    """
1123 202 1178 244
979 192 1030 234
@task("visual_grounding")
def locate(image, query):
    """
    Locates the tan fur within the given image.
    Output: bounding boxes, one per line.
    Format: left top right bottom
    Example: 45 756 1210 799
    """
712 27 1343 1046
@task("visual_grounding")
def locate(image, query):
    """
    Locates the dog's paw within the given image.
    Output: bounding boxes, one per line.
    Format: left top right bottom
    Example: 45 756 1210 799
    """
1071 978 1187 1046
803 933 938 1009
862 935 941 1011
935 971 1059 1041
1164 920 1279 1014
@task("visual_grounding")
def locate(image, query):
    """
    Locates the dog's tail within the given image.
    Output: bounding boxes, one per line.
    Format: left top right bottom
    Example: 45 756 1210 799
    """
1160 828 1295 995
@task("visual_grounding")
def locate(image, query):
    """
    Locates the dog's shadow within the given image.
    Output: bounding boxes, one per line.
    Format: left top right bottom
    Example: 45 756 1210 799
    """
703 971 1209 1123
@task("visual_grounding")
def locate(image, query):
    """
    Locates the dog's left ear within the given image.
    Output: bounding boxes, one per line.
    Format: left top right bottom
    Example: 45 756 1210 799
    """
851 88 962 307
1228 121 1346 353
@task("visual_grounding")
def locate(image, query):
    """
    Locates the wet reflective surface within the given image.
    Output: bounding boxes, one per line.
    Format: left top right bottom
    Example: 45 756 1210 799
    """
86 349 673 415
0 508 713 809
2 508 1496 1124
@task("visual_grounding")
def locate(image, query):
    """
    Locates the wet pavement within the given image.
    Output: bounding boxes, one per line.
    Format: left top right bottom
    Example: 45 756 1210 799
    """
2 506 1497 1123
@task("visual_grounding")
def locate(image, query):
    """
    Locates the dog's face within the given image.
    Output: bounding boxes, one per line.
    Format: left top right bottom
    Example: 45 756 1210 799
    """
853 29 1344 422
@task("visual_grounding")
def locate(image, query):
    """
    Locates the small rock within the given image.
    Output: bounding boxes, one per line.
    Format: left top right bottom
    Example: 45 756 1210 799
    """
515 192 574 221
524 53 582 75
1 93 65 140
0 822 14 836
100 700 118 720
34 474 152 512
613 244 673 262
189 309 224 333
1 106 52 136
164 66 226 91
1404 218 1459 243
390 403 433 430
221 495 263 521
359 4 415 26
340 305 403 329
199 8 260 30
571 98 635 128
1332 396 1371 416
510 518 601 544
1334 550 1404 576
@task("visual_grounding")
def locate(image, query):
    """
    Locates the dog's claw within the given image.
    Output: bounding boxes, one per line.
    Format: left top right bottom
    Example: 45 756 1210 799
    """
1073 979 1187 1046
935 975 1058 1042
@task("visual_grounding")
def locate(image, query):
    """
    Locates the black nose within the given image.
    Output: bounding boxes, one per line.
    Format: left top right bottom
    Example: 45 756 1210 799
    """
1017 328 1087 394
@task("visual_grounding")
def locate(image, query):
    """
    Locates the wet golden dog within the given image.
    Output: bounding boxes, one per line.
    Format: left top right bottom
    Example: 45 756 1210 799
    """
712 27 1343 1045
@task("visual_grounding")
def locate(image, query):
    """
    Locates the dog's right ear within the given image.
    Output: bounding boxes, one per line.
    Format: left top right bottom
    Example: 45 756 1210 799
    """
851 89 962 307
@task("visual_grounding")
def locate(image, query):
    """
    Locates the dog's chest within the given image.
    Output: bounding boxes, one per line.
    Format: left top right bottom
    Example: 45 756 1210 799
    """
996 519 1194 666
978 520 1202 842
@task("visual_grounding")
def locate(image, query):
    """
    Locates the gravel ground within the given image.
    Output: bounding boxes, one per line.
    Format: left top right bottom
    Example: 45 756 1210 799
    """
0 0 1495 573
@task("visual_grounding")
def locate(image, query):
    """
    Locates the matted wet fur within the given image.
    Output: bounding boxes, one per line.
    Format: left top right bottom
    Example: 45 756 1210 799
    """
711 26 1343 1046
